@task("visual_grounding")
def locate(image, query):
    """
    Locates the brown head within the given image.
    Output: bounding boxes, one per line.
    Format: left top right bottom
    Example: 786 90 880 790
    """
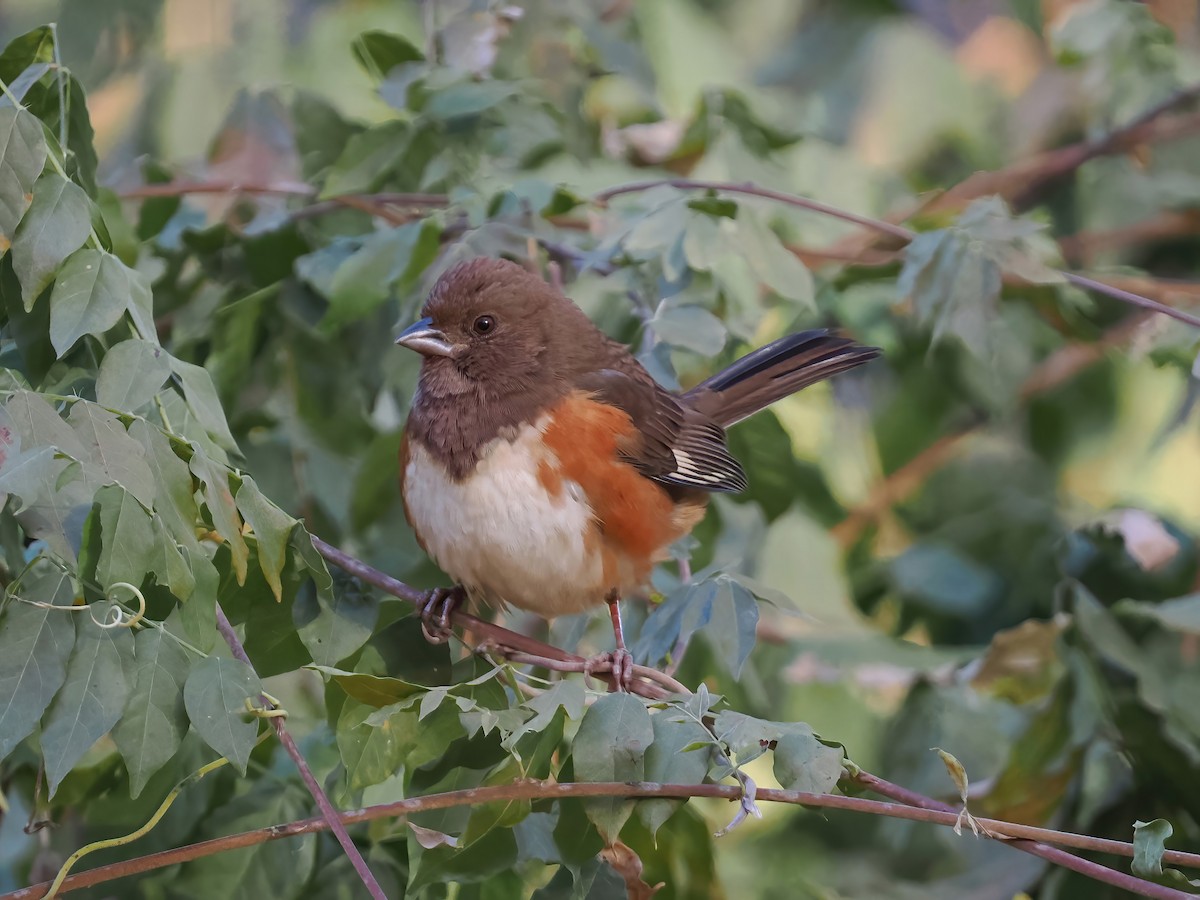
396 257 612 400
397 257 625 475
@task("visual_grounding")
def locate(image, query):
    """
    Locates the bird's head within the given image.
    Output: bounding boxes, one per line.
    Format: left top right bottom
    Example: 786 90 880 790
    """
396 257 596 401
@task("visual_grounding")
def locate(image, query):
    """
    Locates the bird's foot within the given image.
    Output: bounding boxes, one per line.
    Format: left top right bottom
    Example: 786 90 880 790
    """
420 586 464 644
584 647 635 692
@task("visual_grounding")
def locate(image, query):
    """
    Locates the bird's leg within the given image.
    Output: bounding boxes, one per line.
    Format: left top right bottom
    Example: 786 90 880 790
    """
584 589 635 691
420 586 464 644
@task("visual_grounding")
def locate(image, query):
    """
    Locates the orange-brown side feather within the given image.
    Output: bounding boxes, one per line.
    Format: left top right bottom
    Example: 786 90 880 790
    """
541 393 706 588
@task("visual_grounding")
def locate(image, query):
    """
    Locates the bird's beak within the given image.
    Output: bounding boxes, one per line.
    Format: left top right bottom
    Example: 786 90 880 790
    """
395 317 454 357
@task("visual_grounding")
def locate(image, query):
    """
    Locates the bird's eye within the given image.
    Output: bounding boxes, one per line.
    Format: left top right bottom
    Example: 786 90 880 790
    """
472 315 496 335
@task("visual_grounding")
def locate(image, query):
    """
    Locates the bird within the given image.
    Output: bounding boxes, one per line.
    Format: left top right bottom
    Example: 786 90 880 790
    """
396 257 879 689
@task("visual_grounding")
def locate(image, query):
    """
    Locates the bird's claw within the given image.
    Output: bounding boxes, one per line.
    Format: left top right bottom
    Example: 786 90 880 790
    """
420 586 462 644
584 647 635 692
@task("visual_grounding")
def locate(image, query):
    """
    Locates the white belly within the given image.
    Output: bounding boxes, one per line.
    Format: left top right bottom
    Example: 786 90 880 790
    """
402 421 607 616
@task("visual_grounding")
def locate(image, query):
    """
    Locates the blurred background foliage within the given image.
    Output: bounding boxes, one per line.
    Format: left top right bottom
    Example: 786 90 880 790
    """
1 0 1200 898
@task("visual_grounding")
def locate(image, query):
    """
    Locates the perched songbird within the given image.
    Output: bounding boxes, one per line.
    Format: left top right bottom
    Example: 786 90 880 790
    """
397 257 879 688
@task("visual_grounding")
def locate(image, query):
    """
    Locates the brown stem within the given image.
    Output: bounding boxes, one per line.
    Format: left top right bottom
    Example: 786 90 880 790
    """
310 537 672 699
855 772 1194 900
593 178 1200 329
9 779 1196 900
213 607 387 900
593 178 915 241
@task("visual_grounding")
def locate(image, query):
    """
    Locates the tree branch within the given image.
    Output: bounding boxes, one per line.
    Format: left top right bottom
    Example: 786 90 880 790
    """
213 606 387 900
594 178 916 241
8 777 1196 900
593 177 1200 329
309 537 673 700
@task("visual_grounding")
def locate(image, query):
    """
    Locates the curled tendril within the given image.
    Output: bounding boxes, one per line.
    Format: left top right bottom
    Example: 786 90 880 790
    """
96 582 147 628
14 581 147 630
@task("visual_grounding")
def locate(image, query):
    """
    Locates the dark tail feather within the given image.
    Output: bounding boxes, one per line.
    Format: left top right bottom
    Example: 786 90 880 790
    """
682 329 880 427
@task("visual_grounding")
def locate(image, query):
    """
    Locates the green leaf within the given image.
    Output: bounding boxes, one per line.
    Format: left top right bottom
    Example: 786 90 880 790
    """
1132 818 1200 891
889 543 1003 617
180 547 219 654
128 419 200 551
41 614 133 795
113 627 192 797
503 679 586 750
349 429 403 531
190 448 248 584
146 517 195 601
651 302 727 355
704 575 759 679
352 30 424 80
0 105 48 243
0 565 75 758
1117 594 1200 634
292 531 378 666
294 577 378 668
0 394 93 560
183 656 261 774
336 699 410 790
1133 818 1175 877
48 249 135 357
11 173 91 309
319 120 408 197
639 712 711 837
898 229 1000 356
235 476 296 603
314 665 424 707
773 731 843 795
736 212 814 308
243 584 311 677
425 80 520 121
96 340 171 412
95 484 156 590
687 196 738 219
573 692 654 842
323 219 441 329
67 402 156 507
170 357 238 451
175 781 317 897
712 710 819 767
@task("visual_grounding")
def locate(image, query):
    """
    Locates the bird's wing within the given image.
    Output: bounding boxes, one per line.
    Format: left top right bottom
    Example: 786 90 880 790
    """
573 368 747 493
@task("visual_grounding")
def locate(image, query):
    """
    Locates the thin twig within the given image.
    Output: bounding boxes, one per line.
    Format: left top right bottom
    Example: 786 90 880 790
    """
213 607 387 900
310 537 671 699
9 779 1196 900
594 178 915 241
116 180 316 199
854 772 1192 900
592 178 1200 329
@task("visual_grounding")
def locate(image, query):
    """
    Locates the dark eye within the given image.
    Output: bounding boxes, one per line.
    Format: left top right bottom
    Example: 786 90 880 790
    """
472 315 496 335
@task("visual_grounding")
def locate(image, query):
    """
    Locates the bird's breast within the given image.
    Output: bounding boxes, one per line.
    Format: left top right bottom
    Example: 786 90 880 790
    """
400 394 707 617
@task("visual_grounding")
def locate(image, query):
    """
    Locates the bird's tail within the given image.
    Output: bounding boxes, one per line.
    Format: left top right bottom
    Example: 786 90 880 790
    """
681 329 879 428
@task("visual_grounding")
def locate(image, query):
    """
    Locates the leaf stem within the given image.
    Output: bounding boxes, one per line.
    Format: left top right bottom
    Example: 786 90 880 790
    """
41 752 236 898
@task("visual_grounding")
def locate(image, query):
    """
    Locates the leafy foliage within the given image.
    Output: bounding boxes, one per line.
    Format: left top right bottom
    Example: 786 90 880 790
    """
1 3 1199 899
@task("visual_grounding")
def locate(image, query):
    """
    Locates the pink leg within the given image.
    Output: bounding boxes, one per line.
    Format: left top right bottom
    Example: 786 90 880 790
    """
585 590 635 691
